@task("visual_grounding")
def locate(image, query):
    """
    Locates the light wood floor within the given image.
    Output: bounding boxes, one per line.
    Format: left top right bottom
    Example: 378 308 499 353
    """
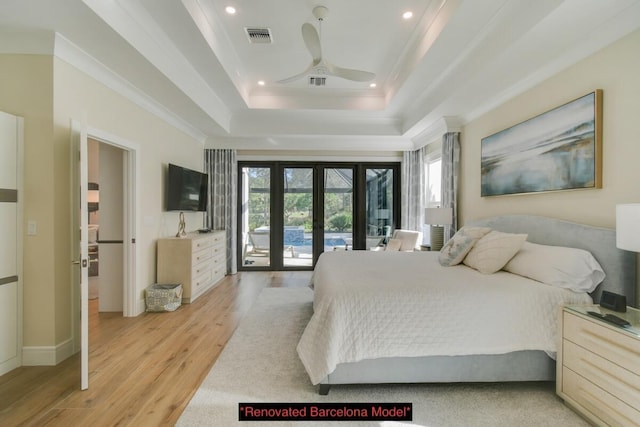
0 271 312 426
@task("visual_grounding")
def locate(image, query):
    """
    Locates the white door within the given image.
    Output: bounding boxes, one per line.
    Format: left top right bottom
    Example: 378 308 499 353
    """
71 121 90 390
0 111 22 376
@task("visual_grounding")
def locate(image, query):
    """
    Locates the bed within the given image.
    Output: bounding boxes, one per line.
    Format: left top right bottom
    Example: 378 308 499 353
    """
297 215 637 395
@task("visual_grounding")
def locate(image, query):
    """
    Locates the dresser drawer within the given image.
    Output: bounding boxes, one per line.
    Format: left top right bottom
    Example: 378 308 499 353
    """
192 236 214 252
211 232 225 246
564 312 640 377
192 246 213 265
563 339 640 409
191 258 212 279
211 253 226 281
212 241 225 258
192 268 213 292
563 367 640 427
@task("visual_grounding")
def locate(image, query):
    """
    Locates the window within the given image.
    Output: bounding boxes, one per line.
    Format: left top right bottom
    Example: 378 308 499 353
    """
423 143 442 244
426 157 442 207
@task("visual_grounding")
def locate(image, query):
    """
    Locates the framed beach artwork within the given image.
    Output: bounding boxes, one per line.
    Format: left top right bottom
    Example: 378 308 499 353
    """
481 90 602 197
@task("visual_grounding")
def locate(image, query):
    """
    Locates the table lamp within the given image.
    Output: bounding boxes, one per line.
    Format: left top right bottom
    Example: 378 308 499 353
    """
425 207 453 251
616 204 640 252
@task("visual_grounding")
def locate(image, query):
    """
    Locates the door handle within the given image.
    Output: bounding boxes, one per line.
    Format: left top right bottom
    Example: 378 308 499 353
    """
72 259 88 267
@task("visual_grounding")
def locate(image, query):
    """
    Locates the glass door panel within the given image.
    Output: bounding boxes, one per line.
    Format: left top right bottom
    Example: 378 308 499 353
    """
283 167 313 267
241 166 271 268
323 168 353 252
365 168 394 249
239 161 399 269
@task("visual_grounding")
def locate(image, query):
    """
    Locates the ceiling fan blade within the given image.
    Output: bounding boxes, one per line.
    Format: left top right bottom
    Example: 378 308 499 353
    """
301 23 322 61
276 62 314 84
327 63 376 82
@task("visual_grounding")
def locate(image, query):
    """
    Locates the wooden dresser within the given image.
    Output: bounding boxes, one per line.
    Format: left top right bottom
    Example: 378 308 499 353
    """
557 305 640 426
156 230 226 303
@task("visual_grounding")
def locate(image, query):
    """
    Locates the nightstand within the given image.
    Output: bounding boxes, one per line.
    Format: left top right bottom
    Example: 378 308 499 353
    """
557 305 640 426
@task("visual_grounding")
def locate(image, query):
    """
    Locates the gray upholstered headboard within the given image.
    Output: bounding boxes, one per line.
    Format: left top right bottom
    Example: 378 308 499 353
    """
468 215 637 305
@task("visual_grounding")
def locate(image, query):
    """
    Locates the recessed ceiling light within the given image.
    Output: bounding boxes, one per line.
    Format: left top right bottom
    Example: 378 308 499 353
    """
402 11 413 20
369 83 377 88
258 80 265 86
225 6 236 15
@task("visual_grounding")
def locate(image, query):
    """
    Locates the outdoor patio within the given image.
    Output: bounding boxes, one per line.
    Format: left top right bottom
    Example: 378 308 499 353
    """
242 232 357 267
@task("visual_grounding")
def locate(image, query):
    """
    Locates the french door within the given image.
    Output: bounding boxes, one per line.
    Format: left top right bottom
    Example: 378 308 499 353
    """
238 162 399 270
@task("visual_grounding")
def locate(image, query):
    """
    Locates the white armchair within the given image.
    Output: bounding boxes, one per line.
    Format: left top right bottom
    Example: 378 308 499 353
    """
371 229 421 251
389 229 421 251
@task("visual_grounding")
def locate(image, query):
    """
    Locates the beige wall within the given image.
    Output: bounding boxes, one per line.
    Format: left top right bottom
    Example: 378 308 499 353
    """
53 57 205 340
0 55 56 347
1 53 204 354
460 28 640 228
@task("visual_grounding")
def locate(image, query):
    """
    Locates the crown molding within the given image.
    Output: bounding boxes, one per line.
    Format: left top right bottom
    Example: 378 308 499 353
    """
0 30 207 143
410 116 461 149
53 33 207 143
207 135 413 151
462 0 640 124
82 0 232 133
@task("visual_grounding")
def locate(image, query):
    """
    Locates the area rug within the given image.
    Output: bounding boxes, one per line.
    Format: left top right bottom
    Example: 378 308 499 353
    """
177 288 588 426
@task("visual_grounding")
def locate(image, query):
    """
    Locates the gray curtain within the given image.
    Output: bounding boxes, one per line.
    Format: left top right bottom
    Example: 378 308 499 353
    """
204 149 237 274
441 132 460 241
401 146 426 232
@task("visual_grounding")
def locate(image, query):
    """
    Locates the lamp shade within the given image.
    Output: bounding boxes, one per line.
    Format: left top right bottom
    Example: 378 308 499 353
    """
377 209 390 219
87 190 100 203
425 207 453 225
616 204 640 252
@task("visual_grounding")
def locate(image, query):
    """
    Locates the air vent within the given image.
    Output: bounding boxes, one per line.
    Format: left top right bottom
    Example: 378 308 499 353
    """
309 77 326 86
245 28 272 44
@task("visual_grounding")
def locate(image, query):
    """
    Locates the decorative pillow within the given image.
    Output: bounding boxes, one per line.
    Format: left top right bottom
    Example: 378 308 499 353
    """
463 230 527 274
439 235 477 266
385 239 402 251
455 226 492 240
438 227 492 266
503 241 605 292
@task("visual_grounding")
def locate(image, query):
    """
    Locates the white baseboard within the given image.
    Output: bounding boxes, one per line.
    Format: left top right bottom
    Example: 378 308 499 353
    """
136 298 146 316
22 338 75 366
0 356 21 376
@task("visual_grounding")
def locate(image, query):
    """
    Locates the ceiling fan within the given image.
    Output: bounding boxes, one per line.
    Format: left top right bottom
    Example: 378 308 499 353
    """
277 6 376 84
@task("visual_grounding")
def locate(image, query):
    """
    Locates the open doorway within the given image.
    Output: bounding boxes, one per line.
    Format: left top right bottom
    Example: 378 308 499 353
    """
87 138 125 312
71 122 139 389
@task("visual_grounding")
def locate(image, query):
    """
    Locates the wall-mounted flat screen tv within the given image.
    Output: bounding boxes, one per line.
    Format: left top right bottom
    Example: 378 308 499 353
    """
166 163 208 211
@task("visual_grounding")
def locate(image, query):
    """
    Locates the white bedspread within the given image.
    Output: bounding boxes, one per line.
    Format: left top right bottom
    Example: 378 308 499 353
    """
297 251 592 385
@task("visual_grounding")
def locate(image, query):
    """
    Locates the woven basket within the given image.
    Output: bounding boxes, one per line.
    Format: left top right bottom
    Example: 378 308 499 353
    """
145 284 182 312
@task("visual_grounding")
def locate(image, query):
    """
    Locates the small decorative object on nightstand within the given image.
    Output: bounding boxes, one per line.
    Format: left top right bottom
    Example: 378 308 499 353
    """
557 305 640 425
425 207 452 251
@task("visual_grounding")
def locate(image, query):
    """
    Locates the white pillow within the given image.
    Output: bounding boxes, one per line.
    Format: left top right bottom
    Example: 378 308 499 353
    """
463 230 527 274
438 226 492 267
503 241 605 293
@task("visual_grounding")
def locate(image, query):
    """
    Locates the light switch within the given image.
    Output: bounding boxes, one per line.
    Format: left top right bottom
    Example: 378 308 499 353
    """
27 220 37 235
